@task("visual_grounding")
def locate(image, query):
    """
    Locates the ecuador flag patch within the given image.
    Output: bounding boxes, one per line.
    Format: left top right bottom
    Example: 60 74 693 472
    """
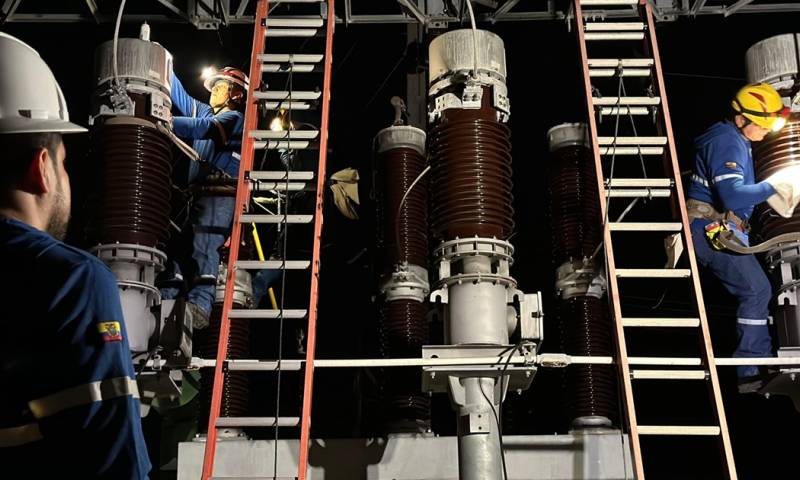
98 321 123 342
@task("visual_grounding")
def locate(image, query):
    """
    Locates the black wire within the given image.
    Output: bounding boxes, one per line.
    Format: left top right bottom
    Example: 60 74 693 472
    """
476 342 522 480
273 61 294 480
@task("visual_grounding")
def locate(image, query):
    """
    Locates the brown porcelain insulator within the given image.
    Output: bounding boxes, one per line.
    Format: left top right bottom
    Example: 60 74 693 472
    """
377 146 429 269
754 116 800 239
197 304 251 431
549 144 601 263
429 87 514 241
87 122 172 247
560 296 617 423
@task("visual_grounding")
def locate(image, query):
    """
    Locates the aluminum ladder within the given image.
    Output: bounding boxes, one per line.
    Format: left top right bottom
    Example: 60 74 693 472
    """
200 0 334 478
573 0 736 478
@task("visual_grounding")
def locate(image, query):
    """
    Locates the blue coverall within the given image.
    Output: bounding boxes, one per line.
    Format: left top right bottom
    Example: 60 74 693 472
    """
165 73 245 316
0 218 151 479
687 121 777 378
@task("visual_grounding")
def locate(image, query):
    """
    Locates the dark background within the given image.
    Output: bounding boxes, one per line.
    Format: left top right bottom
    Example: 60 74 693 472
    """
4 1 800 478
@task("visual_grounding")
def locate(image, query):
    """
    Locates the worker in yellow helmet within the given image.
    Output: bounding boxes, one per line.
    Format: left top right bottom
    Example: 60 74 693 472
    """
686 83 790 394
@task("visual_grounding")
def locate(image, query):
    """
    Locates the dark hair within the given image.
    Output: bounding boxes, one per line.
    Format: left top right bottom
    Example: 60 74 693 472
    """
0 132 63 188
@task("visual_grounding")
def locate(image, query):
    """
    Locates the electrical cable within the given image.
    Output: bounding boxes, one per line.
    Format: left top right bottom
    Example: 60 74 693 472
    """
273 49 295 480
113 0 127 88
394 165 431 261
463 0 479 79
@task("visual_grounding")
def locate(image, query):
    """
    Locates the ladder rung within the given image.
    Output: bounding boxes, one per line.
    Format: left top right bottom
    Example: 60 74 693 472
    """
622 318 701 327
229 309 308 319
631 370 707 380
249 171 314 181
265 17 324 28
607 178 672 187
257 53 323 64
585 32 645 41
265 28 318 38
590 68 651 77
253 140 312 150
585 22 645 31
226 360 303 371
262 64 316 73
216 417 300 428
262 101 312 111
616 268 691 278
637 426 721 436
593 97 661 106
254 90 321 101
599 107 650 115
605 189 671 198
249 130 319 140
252 181 308 192
588 58 655 68
239 214 313 224
599 146 664 155
236 260 311 270
581 0 638 4
609 222 683 231
628 357 702 366
597 136 667 145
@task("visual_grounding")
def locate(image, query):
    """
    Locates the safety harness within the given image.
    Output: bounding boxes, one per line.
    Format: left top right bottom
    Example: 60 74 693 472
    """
687 198 800 254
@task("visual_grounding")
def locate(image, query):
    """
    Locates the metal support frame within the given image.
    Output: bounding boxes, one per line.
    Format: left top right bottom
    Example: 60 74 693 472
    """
4 0 800 25
724 0 755 16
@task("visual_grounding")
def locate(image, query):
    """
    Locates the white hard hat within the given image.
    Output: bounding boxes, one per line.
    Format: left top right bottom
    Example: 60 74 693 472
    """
0 31 87 134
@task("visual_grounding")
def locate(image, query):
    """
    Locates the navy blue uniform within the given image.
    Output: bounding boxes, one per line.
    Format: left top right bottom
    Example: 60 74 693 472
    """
162 73 245 316
687 121 776 378
0 218 151 478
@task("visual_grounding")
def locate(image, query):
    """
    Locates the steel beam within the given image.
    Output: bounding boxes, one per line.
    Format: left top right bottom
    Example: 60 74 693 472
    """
489 0 521 22
724 0 754 17
396 0 427 24
155 0 191 21
84 0 99 23
689 0 706 16
235 0 249 16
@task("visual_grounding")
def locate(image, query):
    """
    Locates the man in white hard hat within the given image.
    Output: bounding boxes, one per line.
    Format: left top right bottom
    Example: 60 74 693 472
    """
0 32 151 478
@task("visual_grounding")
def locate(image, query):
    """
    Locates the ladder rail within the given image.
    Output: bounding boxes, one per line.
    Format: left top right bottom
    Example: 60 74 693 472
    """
297 1 334 479
641 2 736 476
200 1 269 478
573 1 644 478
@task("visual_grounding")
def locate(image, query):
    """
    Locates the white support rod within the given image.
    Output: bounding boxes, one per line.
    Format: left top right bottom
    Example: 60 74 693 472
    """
146 355 800 370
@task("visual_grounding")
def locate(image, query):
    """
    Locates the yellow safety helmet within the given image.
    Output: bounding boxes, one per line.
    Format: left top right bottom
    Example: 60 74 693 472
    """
731 83 790 132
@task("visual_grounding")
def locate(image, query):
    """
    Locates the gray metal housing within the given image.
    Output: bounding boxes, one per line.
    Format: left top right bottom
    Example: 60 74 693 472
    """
745 34 800 90
177 432 633 480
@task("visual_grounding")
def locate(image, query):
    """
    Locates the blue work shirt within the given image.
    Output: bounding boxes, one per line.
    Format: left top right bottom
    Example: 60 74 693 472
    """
170 73 244 178
686 120 775 222
0 218 151 479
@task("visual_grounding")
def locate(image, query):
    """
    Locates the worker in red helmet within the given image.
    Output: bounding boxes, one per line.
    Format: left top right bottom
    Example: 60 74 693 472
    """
0 32 150 478
161 66 248 329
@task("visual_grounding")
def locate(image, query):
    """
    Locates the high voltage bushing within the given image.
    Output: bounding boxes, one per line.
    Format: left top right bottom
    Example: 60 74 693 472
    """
196 265 254 435
548 123 616 429
425 29 542 480
374 122 431 432
748 34 800 357
86 25 190 404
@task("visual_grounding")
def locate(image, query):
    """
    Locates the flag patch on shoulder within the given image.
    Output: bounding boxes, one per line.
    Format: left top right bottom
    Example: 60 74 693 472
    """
98 321 123 342
724 162 738 169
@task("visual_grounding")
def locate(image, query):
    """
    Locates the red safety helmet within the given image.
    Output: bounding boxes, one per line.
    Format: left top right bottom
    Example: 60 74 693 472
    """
203 66 249 94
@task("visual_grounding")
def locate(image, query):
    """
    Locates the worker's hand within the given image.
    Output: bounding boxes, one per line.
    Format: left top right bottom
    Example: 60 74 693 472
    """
765 164 800 217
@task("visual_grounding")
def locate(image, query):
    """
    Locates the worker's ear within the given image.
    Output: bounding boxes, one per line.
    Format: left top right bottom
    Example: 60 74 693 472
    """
22 148 51 195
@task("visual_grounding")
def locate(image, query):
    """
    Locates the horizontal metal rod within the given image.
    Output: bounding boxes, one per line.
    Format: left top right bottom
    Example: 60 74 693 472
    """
145 355 800 370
